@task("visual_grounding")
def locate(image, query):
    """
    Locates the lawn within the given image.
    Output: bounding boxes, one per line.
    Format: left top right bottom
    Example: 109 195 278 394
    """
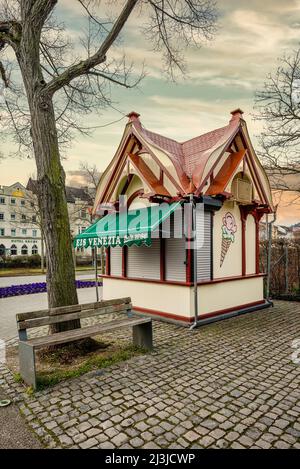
0 265 94 277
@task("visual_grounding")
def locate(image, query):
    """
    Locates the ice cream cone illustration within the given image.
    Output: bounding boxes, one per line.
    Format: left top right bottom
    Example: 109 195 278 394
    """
220 238 232 267
220 212 237 267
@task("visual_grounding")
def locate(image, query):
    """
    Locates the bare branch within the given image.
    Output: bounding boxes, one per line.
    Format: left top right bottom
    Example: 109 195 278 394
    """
255 48 300 194
44 0 139 96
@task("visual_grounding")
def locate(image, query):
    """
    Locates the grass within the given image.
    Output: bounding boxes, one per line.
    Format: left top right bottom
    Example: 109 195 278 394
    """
36 344 145 390
0 265 97 277
10 339 147 391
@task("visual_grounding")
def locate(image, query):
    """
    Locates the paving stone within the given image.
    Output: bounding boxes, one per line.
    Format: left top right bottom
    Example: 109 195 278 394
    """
85 427 101 438
111 433 128 446
59 435 73 447
73 433 87 444
77 422 92 432
130 437 144 448
79 438 98 449
183 430 199 443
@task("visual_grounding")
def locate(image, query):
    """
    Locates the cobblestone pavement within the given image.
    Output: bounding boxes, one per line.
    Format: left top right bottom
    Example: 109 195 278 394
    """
1 300 300 449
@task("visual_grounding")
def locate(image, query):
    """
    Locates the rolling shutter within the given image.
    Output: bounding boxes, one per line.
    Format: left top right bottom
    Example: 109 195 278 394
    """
196 210 211 281
127 239 160 279
110 246 122 276
165 215 186 282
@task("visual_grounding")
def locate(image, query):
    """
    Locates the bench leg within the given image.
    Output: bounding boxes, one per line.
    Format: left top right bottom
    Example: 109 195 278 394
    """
133 322 153 350
19 342 36 390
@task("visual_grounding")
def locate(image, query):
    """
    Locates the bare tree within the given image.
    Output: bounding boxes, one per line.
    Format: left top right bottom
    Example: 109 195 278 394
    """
79 161 101 194
78 161 106 273
255 49 300 200
0 0 218 332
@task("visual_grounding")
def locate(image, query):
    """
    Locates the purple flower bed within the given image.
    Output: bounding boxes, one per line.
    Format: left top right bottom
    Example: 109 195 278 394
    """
0 280 102 298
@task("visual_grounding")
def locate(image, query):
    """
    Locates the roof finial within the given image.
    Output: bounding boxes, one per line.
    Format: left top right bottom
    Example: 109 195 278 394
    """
127 111 141 122
230 108 244 122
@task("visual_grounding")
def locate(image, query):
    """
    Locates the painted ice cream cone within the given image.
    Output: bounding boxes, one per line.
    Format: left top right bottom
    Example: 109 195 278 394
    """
220 237 232 267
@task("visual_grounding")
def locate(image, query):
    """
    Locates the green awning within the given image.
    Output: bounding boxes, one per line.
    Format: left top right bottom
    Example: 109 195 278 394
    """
74 202 181 249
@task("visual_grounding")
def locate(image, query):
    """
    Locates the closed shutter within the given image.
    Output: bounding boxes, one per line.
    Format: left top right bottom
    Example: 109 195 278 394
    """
110 246 122 276
127 240 160 279
165 215 186 282
196 210 211 281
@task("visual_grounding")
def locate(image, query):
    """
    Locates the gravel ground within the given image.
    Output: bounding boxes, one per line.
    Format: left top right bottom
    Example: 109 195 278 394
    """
0 387 42 449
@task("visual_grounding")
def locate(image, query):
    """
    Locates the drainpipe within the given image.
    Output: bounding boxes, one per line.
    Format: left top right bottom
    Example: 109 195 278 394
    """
266 210 277 305
189 193 199 330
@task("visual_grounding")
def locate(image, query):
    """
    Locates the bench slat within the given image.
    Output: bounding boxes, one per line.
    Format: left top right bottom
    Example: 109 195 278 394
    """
21 317 151 349
16 297 131 323
49 297 131 316
18 303 132 330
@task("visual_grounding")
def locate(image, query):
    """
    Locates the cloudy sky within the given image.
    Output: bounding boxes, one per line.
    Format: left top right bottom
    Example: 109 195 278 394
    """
1 0 300 224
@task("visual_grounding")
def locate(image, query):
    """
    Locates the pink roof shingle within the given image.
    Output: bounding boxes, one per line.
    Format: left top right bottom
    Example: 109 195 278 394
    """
140 124 230 178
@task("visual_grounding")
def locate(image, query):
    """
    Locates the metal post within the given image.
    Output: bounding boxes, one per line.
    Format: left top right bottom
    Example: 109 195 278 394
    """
266 212 276 300
95 246 99 302
190 194 198 329
285 243 289 294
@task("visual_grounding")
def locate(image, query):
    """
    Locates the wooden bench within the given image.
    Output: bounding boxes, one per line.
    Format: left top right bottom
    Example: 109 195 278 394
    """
16 297 152 389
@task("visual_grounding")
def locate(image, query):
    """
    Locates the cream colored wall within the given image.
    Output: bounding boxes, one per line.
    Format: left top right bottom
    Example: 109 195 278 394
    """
103 275 264 320
102 277 192 319
141 153 161 180
144 142 180 194
213 201 242 278
246 215 256 275
197 276 264 316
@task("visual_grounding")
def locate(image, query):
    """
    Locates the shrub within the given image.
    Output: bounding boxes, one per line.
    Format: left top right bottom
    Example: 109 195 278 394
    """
0 254 42 269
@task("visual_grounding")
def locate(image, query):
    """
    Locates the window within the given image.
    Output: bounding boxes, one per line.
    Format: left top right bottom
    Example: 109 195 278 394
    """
32 245 38 255
10 244 17 255
11 213 16 221
0 213 4 220
30 202 34 207
0 228 4 236
10 198 16 205
0 197 5 204
0 244 5 256
21 229 27 235
21 244 28 255
78 226 86 234
11 229 16 236
81 210 86 218
32 229 37 237
21 200 25 206
32 215 37 222
21 214 26 221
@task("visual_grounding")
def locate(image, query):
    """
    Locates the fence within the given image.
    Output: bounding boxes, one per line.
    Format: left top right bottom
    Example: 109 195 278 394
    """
260 240 300 297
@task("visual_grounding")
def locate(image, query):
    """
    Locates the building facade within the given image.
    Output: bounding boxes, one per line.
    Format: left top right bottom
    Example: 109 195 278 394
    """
0 182 42 257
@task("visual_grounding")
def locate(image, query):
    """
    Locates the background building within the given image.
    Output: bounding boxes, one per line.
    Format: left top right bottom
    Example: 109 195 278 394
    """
0 180 94 259
0 182 42 257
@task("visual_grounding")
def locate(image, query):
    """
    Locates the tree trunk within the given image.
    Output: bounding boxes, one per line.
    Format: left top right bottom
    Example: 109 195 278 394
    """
41 230 45 274
32 99 80 332
19 54 80 333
